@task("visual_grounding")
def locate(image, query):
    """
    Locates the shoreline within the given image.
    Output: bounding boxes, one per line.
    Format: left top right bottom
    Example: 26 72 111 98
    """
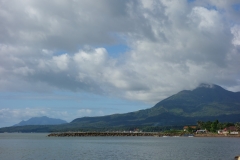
194 133 240 137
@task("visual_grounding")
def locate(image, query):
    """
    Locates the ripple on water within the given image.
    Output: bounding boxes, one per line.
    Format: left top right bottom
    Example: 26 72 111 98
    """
0 134 240 160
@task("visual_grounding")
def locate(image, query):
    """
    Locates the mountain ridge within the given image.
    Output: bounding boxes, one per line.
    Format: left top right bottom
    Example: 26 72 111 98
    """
13 116 67 126
71 83 240 126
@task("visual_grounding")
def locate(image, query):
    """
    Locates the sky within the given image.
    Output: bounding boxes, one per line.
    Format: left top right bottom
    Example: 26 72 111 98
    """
0 0 240 127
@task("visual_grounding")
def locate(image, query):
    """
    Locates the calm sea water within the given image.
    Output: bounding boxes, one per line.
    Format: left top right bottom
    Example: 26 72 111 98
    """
0 133 239 160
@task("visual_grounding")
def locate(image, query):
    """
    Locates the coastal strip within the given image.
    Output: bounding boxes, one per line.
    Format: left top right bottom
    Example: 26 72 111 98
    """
194 133 240 137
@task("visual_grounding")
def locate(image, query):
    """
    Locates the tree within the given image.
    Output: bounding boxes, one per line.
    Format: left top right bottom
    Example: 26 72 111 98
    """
197 121 204 129
204 121 212 131
186 126 194 133
210 120 219 132
235 122 240 131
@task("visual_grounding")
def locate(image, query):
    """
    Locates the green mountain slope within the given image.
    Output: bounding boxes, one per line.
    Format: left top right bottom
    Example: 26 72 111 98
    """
151 84 240 117
71 83 240 126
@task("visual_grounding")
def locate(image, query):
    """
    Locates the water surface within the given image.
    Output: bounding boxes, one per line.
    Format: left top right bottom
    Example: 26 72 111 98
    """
0 133 239 160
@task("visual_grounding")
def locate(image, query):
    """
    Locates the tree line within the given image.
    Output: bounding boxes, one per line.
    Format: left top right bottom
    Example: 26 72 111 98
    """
195 120 240 133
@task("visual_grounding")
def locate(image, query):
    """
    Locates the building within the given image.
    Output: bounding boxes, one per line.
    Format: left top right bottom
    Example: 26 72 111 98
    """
196 129 207 134
218 126 239 135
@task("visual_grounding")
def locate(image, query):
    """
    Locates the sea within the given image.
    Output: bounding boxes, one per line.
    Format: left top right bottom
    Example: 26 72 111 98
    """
0 133 239 160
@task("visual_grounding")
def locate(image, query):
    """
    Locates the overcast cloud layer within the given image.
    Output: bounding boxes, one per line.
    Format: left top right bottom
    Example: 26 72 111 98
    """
1 0 240 126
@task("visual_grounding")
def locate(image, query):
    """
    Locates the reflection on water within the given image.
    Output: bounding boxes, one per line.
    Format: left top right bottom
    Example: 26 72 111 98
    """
0 133 240 160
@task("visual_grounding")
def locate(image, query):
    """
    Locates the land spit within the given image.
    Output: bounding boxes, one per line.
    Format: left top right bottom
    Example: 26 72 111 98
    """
48 132 183 137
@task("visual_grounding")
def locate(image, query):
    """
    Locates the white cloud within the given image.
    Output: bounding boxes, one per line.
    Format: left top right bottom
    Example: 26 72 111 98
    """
231 25 240 46
0 0 240 110
188 7 221 31
77 109 92 116
52 54 69 71
13 66 34 76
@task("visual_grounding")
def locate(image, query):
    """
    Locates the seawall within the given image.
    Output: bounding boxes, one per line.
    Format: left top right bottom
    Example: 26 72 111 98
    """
48 132 240 137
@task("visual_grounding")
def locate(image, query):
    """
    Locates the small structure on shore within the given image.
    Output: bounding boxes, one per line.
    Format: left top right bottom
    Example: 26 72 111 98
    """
196 129 207 134
218 126 239 135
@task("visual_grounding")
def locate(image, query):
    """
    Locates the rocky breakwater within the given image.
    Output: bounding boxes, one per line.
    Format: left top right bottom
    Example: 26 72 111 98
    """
48 132 183 137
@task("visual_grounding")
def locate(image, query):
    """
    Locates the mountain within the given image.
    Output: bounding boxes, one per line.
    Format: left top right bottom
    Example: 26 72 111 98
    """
71 83 240 127
1 83 240 132
13 116 67 126
151 83 240 117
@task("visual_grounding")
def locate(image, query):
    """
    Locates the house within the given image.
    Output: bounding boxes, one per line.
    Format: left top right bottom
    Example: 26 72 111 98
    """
196 129 207 134
230 131 239 135
134 128 142 133
218 126 239 135
218 130 229 135
224 126 237 132
183 126 197 131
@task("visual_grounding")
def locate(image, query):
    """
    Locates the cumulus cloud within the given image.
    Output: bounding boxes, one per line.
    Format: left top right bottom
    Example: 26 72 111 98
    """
0 0 240 106
0 0 134 51
78 109 92 114
231 25 240 46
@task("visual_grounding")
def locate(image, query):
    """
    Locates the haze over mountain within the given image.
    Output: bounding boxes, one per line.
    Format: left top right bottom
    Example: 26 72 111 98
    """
13 116 67 126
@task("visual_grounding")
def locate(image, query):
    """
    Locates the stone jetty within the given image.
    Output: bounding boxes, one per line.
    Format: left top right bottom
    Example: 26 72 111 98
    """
48 132 183 137
48 132 240 137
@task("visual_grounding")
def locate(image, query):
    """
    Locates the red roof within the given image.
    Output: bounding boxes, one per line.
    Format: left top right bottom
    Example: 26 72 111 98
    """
224 126 237 131
183 126 197 129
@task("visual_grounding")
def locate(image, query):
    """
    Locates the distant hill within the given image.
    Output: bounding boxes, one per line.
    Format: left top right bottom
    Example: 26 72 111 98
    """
13 116 67 126
71 83 240 126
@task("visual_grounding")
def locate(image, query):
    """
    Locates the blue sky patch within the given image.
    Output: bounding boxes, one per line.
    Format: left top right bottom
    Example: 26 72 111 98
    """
101 44 130 58
205 4 217 11
53 50 68 56
232 3 240 11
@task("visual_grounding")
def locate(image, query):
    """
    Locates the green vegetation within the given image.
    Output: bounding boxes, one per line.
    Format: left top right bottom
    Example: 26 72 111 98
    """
196 120 240 133
185 126 196 133
235 122 240 131
163 129 184 134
